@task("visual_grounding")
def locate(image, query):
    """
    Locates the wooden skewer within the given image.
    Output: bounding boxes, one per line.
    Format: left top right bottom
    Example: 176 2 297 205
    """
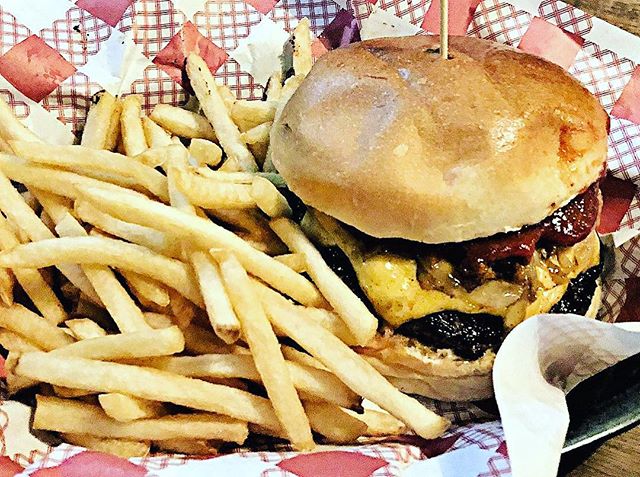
440 0 448 59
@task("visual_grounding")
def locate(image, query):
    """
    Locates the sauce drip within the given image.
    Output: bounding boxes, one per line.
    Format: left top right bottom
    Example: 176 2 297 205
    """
464 183 600 266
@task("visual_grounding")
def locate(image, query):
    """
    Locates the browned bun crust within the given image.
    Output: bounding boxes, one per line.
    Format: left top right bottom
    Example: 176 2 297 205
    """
271 36 608 243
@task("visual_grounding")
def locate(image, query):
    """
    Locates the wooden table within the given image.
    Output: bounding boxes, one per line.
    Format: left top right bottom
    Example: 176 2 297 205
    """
561 1 640 476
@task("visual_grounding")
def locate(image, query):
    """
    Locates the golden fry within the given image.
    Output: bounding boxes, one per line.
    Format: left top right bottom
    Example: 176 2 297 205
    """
0 304 74 351
292 18 313 77
50 326 184 360
99 393 166 422
150 104 216 141
270 218 377 345
75 185 323 307
35 396 247 443
0 235 203 307
213 251 313 450
82 92 121 150
189 138 223 167
186 54 257 172
10 141 168 202
63 433 150 458
120 95 148 156
65 318 107 340
142 116 173 148
14 353 280 431
258 286 450 439
54 213 151 333
191 251 240 344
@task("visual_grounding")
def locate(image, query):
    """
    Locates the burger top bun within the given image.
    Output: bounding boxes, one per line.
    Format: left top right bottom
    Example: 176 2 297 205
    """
271 35 609 244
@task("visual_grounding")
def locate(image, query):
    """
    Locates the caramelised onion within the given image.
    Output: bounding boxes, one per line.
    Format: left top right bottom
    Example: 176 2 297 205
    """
468 280 523 309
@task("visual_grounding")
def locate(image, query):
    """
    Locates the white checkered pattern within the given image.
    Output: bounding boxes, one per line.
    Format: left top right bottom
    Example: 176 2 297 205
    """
0 2 638 476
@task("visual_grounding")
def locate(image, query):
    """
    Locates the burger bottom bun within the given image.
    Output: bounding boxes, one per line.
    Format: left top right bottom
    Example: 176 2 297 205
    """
364 281 602 402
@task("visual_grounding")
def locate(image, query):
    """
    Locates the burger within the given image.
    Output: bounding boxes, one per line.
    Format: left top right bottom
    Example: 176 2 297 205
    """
270 35 608 402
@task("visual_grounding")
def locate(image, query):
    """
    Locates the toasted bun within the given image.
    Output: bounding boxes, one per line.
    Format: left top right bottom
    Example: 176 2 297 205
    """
364 281 602 402
271 36 608 243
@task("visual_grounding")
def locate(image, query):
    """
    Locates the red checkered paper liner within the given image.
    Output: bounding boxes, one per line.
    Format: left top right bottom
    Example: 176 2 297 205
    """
0 1 640 476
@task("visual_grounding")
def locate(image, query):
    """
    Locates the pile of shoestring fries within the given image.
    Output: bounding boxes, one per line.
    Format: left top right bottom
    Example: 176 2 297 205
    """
0 19 449 457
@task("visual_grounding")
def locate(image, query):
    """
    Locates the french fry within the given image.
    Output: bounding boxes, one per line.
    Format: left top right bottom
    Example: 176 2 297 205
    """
210 208 288 256
142 116 173 148
175 169 255 210
191 251 240 344
240 121 272 145
254 282 358 346
0 155 146 203
62 433 150 458
6 373 37 394
251 177 292 218
30 189 72 223
163 143 195 212
75 185 324 307
265 72 283 101
82 91 121 150
120 270 170 308
0 329 41 352
105 101 123 152
120 95 148 156
153 438 218 455
133 146 172 168
218 84 237 112
14 353 280 431
168 289 198 329
292 18 313 77
0 304 74 351
0 167 57 242
139 353 359 409
54 213 152 333
231 101 277 132
50 326 184 360
345 409 407 437
186 54 258 172
0 96 41 143
270 218 377 346
0 235 204 307
248 140 268 167
280 345 326 371
213 251 314 450
0 266 13 305
34 396 248 444
304 401 367 443
273 253 306 273
194 168 254 183
65 318 107 340
75 200 179 257
99 393 166 422
0 136 11 153
189 138 223 167
150 104 216 141
53 386 95 398
10 141 168 202
182 323 238 355
143 312 174 329
258 285 451 439
21 189 39 211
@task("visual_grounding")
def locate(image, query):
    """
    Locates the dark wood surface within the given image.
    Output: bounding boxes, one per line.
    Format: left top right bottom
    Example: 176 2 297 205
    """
561 1 639 475
566 0 640 35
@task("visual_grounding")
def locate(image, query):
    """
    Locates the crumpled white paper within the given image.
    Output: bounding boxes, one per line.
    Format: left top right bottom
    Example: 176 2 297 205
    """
494 315 640 477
